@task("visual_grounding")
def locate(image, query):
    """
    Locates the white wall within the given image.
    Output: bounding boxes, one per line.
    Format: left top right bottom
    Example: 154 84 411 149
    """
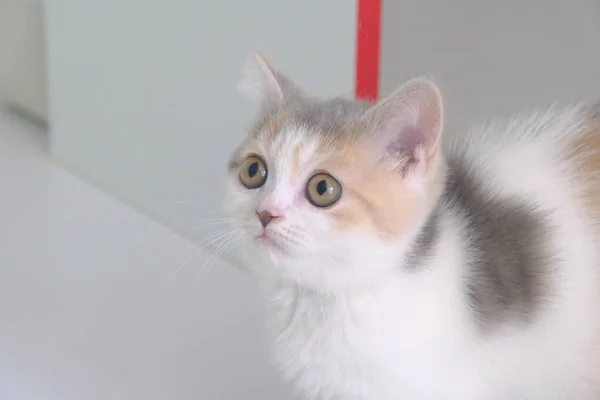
45 2 357 398
0 108 294 400
0 0 47 121
46 0 357 267
380 0 600 134
24 1 600 398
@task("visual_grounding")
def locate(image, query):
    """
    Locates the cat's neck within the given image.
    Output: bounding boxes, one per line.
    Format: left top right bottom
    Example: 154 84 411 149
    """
261 219 470 339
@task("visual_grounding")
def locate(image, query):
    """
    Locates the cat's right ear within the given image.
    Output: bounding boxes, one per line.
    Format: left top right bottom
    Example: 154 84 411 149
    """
362 77 444 181
237 53 300 109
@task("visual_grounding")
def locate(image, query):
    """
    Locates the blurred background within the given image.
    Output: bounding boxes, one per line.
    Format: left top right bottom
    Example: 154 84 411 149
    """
1 0 600 399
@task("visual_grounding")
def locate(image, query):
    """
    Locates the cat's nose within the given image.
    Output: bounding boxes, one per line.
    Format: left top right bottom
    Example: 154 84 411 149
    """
256 210 279 227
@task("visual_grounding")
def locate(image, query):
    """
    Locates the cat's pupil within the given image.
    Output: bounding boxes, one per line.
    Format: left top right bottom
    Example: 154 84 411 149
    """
248 162 259 178
317 180 328 196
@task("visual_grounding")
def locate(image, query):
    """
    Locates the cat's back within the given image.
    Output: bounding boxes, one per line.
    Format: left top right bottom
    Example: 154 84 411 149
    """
442 103 600 244
445 103 597 180
442 103 600 234
441 103 600 397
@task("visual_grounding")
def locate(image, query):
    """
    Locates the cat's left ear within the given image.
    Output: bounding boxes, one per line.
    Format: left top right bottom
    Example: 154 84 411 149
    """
362 78 443 178
237 53 302 109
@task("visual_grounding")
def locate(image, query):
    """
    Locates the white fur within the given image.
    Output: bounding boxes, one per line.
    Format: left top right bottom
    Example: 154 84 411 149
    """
225 105 600 399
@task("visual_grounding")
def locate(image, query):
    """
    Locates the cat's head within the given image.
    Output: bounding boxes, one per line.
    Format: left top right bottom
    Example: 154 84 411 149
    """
225 54 445 291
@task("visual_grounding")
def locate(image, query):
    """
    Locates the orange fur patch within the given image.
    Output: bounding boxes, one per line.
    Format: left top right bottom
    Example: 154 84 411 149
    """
263 113 286 136
289 142 307 181
569 118 600 247
570 125 600 212
317 138 421 239
256 108 292 140
568 110 600 375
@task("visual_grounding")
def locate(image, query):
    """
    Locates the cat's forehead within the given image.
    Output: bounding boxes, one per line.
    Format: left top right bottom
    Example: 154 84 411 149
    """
255 123 343 190
253 97 369 141
230 98 370 174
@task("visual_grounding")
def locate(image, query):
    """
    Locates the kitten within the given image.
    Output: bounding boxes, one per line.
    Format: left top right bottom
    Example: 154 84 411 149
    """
225 53 600 399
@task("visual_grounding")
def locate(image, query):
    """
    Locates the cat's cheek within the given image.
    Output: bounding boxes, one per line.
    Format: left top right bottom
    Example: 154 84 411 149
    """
224 180 261 217
223 181 245 212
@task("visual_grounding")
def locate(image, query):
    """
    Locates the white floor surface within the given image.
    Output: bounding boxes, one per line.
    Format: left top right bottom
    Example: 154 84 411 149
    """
0 109 293 400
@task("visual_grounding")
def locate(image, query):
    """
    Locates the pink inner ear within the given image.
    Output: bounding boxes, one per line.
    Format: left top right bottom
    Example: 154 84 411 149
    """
415 96 443 153
374 82 443 166
383 124 421 161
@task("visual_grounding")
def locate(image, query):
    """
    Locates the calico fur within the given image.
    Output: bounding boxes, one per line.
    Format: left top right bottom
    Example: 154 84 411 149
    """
225 54 600 399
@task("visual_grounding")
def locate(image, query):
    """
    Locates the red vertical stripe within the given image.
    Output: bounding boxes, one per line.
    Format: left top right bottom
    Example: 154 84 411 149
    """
355 0 382 101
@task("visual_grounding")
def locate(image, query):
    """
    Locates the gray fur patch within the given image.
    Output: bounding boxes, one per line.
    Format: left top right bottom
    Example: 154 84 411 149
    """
406 160 554 333
252 97 370 140
405 208 441 270
292 97 370 136
443 160 554 333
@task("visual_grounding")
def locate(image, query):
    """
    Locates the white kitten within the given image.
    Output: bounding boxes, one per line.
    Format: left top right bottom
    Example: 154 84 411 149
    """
225 53 600 399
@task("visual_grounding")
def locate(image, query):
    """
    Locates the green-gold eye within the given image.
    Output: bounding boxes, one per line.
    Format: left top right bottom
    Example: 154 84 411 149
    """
306 173 342 208
239 156 268 189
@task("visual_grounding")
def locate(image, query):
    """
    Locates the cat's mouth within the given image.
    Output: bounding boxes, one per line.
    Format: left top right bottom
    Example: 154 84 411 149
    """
257 232 270 241
255 232 287 253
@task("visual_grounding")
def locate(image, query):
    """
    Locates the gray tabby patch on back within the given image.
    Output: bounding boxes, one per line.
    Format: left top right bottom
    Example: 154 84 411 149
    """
407 159 555 334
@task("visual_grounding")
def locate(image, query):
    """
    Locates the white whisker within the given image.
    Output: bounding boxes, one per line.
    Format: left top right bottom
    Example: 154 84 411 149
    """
195 228 241 248
168 250 198 283
167 227 242 283
196 233 240 280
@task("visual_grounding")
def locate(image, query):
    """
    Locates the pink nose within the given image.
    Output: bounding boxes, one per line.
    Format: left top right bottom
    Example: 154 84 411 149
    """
256 210 278 227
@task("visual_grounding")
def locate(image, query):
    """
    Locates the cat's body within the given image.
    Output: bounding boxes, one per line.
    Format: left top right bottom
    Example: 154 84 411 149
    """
226 54 600 399
260 105 600 400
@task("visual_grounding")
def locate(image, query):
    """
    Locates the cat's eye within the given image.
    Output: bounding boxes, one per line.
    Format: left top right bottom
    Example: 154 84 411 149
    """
306 173 342 208
239 156 268 189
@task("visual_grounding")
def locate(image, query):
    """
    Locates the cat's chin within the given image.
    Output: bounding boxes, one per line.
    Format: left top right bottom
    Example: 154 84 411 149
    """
239 235 297 268
252 233 282 252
